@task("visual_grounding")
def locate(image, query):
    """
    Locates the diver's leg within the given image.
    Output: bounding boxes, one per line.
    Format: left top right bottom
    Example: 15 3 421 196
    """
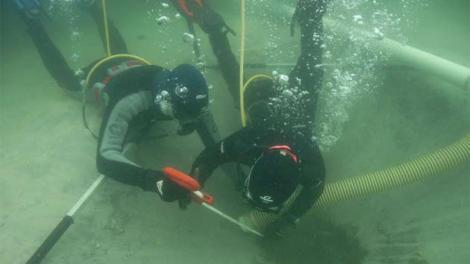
14 1 82 92
85 0 128 54
172 1 241 107
206 30 240 107
289 0 329 124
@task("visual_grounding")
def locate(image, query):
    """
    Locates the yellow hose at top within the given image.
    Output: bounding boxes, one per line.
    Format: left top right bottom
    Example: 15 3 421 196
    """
102 0 111 57
239 0 247 126
85 0 152 87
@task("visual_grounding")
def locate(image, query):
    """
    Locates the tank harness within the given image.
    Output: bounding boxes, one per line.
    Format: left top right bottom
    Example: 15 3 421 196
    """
82 54 152 138
89 59 146 106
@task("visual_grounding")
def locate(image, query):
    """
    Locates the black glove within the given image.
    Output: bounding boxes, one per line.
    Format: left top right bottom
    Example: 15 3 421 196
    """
264 214 298 238
144 170 192 209
156 177 191 207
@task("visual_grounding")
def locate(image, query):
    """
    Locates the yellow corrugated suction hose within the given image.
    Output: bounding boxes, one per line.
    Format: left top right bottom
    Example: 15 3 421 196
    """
241 133 470 232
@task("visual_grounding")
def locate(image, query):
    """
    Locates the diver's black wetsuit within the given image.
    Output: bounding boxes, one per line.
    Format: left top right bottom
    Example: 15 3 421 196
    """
192 127 325 219
95 64 220 192
187 0 328 220
14 0 127 92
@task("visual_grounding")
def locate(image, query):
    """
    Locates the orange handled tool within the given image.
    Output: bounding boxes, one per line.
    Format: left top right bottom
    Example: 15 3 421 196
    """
163 167 214 205
162 167 263 237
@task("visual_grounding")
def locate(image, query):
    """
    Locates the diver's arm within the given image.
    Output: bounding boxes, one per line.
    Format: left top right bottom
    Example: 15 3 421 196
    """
284 177 324 220
190 142 226 185
289 0 329 123
96 91 161 192
284 152 326 220
191 128 256 185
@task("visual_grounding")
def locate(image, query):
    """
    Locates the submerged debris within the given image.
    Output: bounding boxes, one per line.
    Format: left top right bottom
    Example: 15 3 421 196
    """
353 14 364 25
156 16 169 25
278 74 289 85
182 32 195 43
373 27 385 40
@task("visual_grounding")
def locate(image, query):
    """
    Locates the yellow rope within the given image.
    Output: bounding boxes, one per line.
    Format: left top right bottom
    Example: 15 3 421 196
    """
102 0 111 57
239 0 247 126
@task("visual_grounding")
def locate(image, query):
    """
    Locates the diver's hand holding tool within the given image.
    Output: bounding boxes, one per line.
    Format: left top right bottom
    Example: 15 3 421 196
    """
162 167 263 237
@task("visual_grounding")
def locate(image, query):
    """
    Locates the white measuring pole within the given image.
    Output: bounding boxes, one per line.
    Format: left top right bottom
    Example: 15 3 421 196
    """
67 174 105 216
192 190 263 237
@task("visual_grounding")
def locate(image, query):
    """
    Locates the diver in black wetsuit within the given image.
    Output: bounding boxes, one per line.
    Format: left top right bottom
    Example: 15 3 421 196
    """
11 0 127 93
12 0 222 202
173 0 328 236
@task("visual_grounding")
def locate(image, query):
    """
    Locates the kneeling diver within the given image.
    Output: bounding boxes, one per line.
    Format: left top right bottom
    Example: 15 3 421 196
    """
93 61 220 202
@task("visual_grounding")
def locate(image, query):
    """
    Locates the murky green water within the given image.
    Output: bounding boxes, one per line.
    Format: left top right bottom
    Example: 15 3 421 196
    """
0 0 469 263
